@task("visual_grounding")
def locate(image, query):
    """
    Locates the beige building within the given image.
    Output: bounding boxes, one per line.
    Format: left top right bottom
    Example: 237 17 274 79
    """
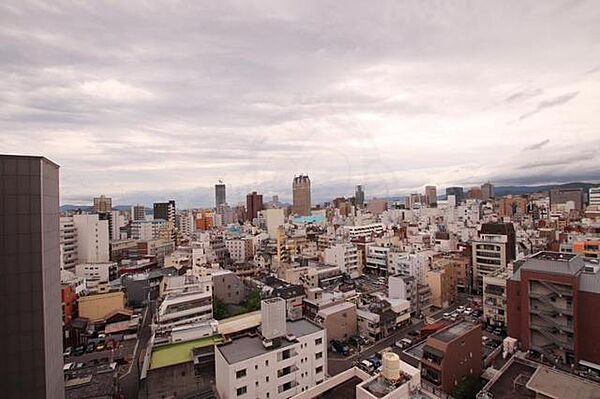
315 301 357 342
482 269 509 327
425 263 457 309
78 291 126 321
93 194 112 213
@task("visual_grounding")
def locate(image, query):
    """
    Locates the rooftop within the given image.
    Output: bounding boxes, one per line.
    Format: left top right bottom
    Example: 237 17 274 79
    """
430 321 479 343
149 335 223 370
217 310 261 336
526 366 600 399
217 319 323 364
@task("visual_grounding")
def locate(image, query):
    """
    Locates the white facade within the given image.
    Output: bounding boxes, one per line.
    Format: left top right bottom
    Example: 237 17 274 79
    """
75 262 117 293
365 245 390 275
131 219 167 240
343 223 384 239
60 216 78 270
590 187 600 207
73 214 109 263
226 238 254 262
110 210 126 240
387 251 427 283
265 208 286 239
472 233 508 290
215 319 327 399
323 243 359 278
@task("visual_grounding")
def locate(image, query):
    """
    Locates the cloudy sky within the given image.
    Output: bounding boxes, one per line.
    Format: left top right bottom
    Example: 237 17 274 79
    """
1 1 599 207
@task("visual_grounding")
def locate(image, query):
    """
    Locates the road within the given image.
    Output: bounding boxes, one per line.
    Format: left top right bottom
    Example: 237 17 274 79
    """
328 294 473 376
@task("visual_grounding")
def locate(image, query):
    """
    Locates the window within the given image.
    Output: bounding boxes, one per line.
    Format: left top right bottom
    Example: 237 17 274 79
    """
265 360 269 366
236 386 247 396
236 369 247 379
316 352 322 360
315 338 322 345
316 365 323 374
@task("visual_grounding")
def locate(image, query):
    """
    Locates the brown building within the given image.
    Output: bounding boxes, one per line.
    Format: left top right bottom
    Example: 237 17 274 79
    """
292 174 312 216
93 194 112 213
195 211 214 231
550 187 585 211
246 191 263 221
425 185 437 207
212 270 247 305
467 186 483 200
425 262 458 308
315 301 357 343
499 195 528 218
507 251 600 365
420 321 483 394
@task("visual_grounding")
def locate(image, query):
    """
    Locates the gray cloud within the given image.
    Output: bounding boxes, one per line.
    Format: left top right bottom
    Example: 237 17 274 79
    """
505 88 543 103
523 139 550 151
517 91 579 121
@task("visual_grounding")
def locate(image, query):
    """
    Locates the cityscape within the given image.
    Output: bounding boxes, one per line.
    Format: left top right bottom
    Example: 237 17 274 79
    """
2 2 600 399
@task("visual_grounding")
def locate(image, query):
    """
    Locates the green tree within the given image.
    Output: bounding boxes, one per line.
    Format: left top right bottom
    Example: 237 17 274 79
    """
243 289 262 312
451 376 485 399
213 297 230 320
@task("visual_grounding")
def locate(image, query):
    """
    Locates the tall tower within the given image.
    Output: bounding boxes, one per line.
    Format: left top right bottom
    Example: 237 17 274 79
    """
481 182 495 201
292 175 311 216
0 155 64 398
355 185 365 208
246 191 264 221
153 200 176 223
425 185 437 207
215 181 226 207
93 194 112 213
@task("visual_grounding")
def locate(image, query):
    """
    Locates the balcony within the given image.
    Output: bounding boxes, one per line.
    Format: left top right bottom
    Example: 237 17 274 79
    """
530 325 573 349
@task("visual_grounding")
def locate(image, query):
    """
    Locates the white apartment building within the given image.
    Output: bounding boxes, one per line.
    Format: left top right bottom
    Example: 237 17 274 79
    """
387 251 427 284
131 219 167 240
323 243 359 278
73 214 109 263
264 208 286 239
110 210 126 240
60 216 78 270
482 269 509 328
226 238 254 262
75 262 118 293
215 298 327 399
156 289 213 331
365 245 390 276
342 223 384 239
590 187 600 208
472 233 509 291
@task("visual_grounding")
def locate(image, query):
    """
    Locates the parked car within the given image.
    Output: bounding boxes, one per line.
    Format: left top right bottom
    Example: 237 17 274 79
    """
74 345 85 356
330 340 350 356
395 338 413 349
443 313 451 319
486 325 495 333
86 342 96 353
63 347 72 357
368 355 382 369
494 327 503 336
457 305 465 313
407 330 419 337
360 359 374 373
96 342 105 351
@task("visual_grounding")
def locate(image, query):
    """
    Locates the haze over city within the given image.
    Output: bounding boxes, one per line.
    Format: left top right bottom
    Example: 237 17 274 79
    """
1 1 600 207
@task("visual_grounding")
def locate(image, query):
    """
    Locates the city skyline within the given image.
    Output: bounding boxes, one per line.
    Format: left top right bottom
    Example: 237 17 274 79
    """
1 1 600 207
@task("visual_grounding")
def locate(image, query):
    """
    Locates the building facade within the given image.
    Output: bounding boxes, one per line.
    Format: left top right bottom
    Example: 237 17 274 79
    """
292 175 311 216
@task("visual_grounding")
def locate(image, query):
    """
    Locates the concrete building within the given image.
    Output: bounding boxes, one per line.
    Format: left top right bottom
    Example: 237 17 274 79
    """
355 185 365 208
292 175 312 216
482 269 509 328
93 194 112 213
132 204 146 221
366 198 388 215
365 245 390 276
131 219 167 240
445 186 464 204
550 187 585 211
226 237 254 262
215 182 227 207
589 187 600 208
60 216 78 270
388 275 418 316
315 301 357 343
324 243 360 278
78 291 126 321
153 200 176 223
73 213 110 263
481 182 495 200
472 222 515 291
75 261 118 293
212 270 247 305
425 185 437 207
507 251 600 365
343 223 384 239
425 263 457 309
215 298 327 399
499 195 528 218
264 208 285 239
420 321 482 395
0 155 64 398
246 191 264 222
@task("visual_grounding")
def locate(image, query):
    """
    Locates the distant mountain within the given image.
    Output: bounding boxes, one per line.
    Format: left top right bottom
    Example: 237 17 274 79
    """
494 182 599 196
59 204 150 213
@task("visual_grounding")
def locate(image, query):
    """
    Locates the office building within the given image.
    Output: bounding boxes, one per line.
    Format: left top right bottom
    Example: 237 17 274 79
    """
507 252 600 365
0 155 64 398
215 298 327 399
589 187 600 208
324 243 360 278
292 175 311 216
467 186 483 200
445 186 464 204
215 182 227 207
420 321 482 394
246 191 264 222
425 185 437 207
355 184 365 207
550 187 584 211
60 216 78 270
481 182 495 200
93 194 112 213
483 269 509 328
132 204 146 221
73 213 110 263
153 200 176 223
472 222 515 291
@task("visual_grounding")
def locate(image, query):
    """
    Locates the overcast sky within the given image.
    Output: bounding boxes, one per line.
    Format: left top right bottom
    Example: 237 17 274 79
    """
1 1 599 207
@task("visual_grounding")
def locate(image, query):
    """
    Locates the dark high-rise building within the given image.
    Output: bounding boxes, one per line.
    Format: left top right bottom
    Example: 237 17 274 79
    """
425 185 437 207
445 186 464 204
132 204 146 221
355 185 365 208
246 191 263 221
292 175 311 216
550 187 584 211
481 182 495 200
215 182 226 207
0 155 64 398
153 200 176 222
